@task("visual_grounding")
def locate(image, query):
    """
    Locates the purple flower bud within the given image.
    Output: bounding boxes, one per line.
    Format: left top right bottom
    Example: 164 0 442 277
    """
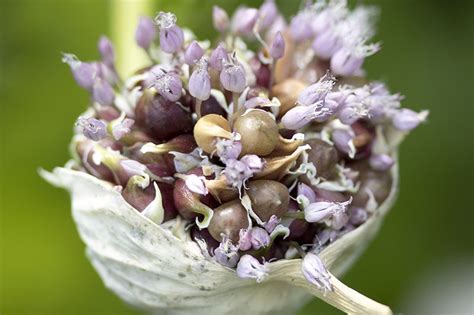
290 12 314 43
312 31 340 60
112 118 134 140
302 253 332 291
238 228 252 251
313 100 339 122
209 44 227 71
92 78 115 106
184 41 204 66
304 198 352 223
338 104 369 125
392 109 428 131
244 96 270 109
263 215 280 233
349 207 367 226
220 53 246 93
231 7 259 35
330 49 364 77
188 59 211 101
214 236 240 268
259 0 278 30
135 16 157 50
298 75 336 106
240 154 263 172
215 138 242 162
250 227 270 250
236 254 269 283
281 102 333 130
119 159 148 179
76 117 107 141
369 153 394 171
332 129 354 155
154 12 184 54
62 53 96 90
298 183 317 203
331 211 349 230
224 159 253 190
212 6 229 33
148 71 182 102
270 31 285 60
97 35 115 67
312 10 331 35
184 174 208 195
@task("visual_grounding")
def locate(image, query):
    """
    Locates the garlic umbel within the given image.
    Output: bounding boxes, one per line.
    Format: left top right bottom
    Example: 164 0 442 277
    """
41 1 429 314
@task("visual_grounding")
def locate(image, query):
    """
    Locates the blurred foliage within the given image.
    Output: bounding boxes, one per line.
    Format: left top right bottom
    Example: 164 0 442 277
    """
0 0 473 314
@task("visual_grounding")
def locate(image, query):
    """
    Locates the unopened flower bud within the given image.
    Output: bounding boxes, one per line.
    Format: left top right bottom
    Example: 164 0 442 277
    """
263 215 280 233
392 109 428 131
304 198 352 223
231 7 259 35
270 31 285 60
220 53 246 93
349 207 368 226
214 236 240 268
62 53 96 90
302 253 332 291
250 227 270 250
148 71 182 102
92 78 115 106
290 12 313 43
135 16 157 50
238 228 253 251
369 154 394 171
209 44 227 71
76 117 108 141
154 12 184 54
212 6 229 33
184 41 204 66
330 49 364 77
259 0 278 30
236 254 269 283
312 31 340 60
97 35 115 67
298 75 335 106
189 58 211 101
332 129 355 157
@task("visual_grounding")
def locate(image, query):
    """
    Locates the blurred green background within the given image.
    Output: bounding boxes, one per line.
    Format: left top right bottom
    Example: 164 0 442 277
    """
1 0 473 314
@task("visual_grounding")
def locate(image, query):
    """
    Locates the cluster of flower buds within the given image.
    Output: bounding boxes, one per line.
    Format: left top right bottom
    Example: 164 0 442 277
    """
63 1 427 291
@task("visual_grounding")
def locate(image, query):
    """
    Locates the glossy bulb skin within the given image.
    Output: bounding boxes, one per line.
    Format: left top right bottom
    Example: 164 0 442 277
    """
247 180 290 221
233 109 279 156
135 93 193 141
305 138 339 179
208 199 248 243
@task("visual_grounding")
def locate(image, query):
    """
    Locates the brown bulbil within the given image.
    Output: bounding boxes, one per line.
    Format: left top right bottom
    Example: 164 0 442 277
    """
233 109 279 156
247 180 289 221
208 200 248 243
305 138 339 179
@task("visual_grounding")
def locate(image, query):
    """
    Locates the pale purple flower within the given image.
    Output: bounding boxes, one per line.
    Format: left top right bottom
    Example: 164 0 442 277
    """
97 35 115 67
154 12 184 54
215 138 242 162
338 103 370 125
281 101 333 130
263 215 280 233
392 109 428 131
119 159 148 178
259 0 278 30
349 207 368 226
269 31 285 60
304 198 352 223
62 53 96 90
224 154 262 190
332 129 355 156
298 75 336 106
298 183 317 204
236 254 269 283
244 97 272 109
76 117 107 141
302 253 333 291
231 7 259 35
189 58 211 101
92 78 115 106
369 154 394 171
290 11 313 43
148 71 182 102
212 6 229 33
238 228 253 251
214 235 240 268
135 16 157 50
240 155 263 172
312 30 340 60
209 44 228 71
184 41 204 66
112 118 134 140
220 53 246 93
250 227 270 250
184 174 208 195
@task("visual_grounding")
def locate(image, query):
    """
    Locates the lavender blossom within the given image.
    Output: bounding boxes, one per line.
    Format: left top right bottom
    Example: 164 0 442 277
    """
62 53 96 90
76 117 107 141
154 12 184 54
92 78 115 106
281 101 333 130
111 118 134 141
332 129 355 157
298 75 336 106
215 138 242 162
97 36 115 67
312 30 340 59
135 16 157 50
392 109 428 131
250 227 270 250
183 174 208 195
224 154 263 190
304 198 352 223
188 58 211 101
263 215 280 233
369 154 394 171
238 228 253 251
148 70 182 102
302 253 332 291
212 6 229 33
209 44 228 71
269 31 285 60
214 236 240 268
184 41 204 66
290 11 314 43
220 53 246 93
259 0 278 30
236 255 269 283
231 7 259 35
